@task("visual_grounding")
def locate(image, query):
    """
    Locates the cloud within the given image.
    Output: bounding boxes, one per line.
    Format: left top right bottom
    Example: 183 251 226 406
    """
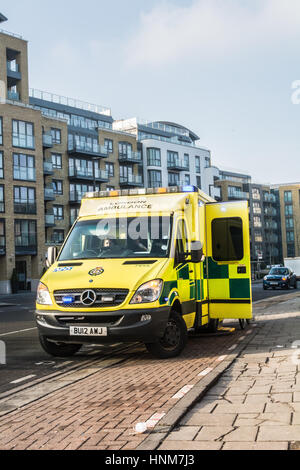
125 0 300 67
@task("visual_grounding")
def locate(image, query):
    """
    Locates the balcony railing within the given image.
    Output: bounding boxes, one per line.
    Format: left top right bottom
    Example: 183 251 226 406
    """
120 175 143 187
0 202 4 213
119 152 142 163
228 191 249 200
14 202 36 214
7 62 19 73
45 213 55 227
42 133 53 148
69 167 109 182
0 237 5 255
264 194 276 203
15 236 37 255
167 160 189 171
44 187 55 201
12 133 35 149
43 161 54 175
7 91 20 101
68 142 109 158
265 208 277 216
70 191 85 203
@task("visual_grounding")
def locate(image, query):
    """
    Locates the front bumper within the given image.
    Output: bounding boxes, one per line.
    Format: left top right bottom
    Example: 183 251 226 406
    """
263 280 288 288
34 306 171 344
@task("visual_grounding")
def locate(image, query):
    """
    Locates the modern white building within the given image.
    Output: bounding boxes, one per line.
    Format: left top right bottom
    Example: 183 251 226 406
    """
113 118 221 199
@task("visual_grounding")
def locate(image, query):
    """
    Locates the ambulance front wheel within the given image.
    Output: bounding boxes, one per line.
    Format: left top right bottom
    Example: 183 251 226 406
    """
145 312 188 359
39 335 82 357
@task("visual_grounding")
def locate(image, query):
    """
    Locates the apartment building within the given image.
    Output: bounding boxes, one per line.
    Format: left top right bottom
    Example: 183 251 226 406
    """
215 170 282 267
113 118 221 200
271 183 300 259
0 19 141 293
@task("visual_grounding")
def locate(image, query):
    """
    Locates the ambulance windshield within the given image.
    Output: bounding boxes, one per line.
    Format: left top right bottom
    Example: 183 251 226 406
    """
59 216 172 261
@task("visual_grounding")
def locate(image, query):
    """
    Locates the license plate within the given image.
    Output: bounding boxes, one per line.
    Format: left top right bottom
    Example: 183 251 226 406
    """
270 282 278 286
69 326 108 337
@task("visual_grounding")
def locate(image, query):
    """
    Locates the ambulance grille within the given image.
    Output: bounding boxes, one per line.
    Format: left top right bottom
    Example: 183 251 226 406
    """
54 288 129 308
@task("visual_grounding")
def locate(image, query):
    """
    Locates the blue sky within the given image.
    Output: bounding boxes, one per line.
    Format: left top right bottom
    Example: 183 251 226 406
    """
2 0 300 184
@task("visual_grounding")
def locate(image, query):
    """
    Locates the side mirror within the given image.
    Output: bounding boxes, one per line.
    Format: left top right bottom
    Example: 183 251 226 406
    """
46 246 57 268
190 241 203 264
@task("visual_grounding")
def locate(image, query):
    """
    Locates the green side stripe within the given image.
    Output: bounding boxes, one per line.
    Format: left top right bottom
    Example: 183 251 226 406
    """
205 257 229 280
229 279 251 299
177 265 190 280
159 281 178 305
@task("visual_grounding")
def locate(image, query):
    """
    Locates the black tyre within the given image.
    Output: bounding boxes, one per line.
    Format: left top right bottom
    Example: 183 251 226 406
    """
39 335 82 357
263 286 267 290
294 282 298 290
206 319 220 333
239 319 246 330
145 312 188 359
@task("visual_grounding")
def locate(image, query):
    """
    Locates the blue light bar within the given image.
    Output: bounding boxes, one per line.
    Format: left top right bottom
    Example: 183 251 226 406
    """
62 296 75 304
181 186 198 193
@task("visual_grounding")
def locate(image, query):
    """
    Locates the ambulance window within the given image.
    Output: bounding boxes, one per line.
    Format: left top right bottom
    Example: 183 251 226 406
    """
212 217 243 262
175 219 188 262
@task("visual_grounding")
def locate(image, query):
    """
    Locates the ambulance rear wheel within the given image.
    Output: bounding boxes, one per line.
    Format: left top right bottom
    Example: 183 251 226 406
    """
206 319 220 333
145 312 188 359
39 335 82 357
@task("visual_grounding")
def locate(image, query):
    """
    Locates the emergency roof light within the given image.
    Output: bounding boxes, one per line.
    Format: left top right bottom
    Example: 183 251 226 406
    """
84 186 199 199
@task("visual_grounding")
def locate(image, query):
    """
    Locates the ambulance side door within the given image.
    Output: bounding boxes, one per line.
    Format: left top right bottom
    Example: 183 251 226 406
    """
205 201 252 320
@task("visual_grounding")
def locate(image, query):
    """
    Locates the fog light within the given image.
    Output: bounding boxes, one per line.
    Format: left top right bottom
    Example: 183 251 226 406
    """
36 315 47 325
141 314 152 322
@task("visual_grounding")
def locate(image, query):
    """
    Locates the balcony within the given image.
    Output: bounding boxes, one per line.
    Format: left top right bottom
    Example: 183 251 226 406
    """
0 238 5 256
42 133 53 148
265 222 278 230
43 160 54 175
228 191 249 200
7 90 20 101
14 202 37 215
264 194 276 203
68 142 109 158
119 152 142 164
7 62 21 81
265 208 277 217
45 213 55 227
167 160 189 171
69 167 109 182
12 133 35 150
15 237 37 256
120 175 143 187
70 191 85 204
44 187 55 201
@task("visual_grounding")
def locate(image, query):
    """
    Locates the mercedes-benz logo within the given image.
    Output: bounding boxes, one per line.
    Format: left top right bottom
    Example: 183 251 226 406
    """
81 290 97 306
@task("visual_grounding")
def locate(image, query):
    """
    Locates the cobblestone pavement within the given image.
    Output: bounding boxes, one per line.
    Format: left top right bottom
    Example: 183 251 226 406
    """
159 293 300 450
0 319 253 450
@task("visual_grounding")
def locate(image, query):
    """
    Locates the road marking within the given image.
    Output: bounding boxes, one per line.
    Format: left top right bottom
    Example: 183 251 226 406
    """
0 327 37 337
146 413 166 428
238 336 246 342
172 385 194 400
217 355 228 362
10 375 36 384
53 361 73 369
198 367 213 377
228 344 238 351
246 330 253 335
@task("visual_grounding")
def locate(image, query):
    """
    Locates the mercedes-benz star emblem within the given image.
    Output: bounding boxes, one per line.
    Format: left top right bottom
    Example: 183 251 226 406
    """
81 290 97 306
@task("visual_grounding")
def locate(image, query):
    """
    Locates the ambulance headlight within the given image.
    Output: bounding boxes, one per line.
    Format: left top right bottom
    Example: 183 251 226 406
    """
36 282 53 306
130 280 163 304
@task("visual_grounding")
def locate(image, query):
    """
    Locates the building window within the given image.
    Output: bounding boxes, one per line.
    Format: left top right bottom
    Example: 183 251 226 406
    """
12 120 35 149
168 172 180 186
254 216 262 228
70 208 79 225
120 165 133 179
196 175 201 189
184 174 190 185
69 134 99 152
53 230 64 244
52 180 63 196
167 151 179 166
286 217 294 229
53 205 64 221
148 170 162 188
0 117 2 145
284 191 292 203
105 162 114 177
119 142 132 157
0 152 3 178
285 205 293 216
70 183 99 201
287 244 295 258
104 139 113 153
14 187 36 214
147 148 161 167
205 156 210 168
286 231 295 243
51 128 61 145
195 156 201 174
0 219 5 253
252 188 260 200
106 186 115 191
254 231 263 243
52 153 62 169
15 220 37 248
0 185 4 213
13 153 36 181
184 154 190 170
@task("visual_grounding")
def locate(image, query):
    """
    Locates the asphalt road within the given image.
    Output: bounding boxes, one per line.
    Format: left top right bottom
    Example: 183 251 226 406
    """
0 284 297 395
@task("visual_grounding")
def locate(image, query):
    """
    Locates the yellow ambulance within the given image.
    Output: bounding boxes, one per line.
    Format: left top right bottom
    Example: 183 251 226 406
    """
36 186 252 359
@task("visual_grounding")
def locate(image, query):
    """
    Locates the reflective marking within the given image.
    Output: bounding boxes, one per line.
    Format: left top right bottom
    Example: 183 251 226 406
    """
228 344 238 351
146 413 166 428
0 328 37 337
217 355 228 362
172 385 194 400
10 375 36 384
198 367 213 377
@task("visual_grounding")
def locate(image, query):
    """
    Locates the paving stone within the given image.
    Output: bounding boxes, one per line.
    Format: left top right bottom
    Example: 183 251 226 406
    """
271 393 293 403
182 413 237 427
222 426 258 442
223 442 288 450
265 403 300 413
244 395 271 405
195 426 234 441
235 412 292 427
159 441 222 450
257 426 300 442
213 404 265 414
165 427 200 442
247 386 272 395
